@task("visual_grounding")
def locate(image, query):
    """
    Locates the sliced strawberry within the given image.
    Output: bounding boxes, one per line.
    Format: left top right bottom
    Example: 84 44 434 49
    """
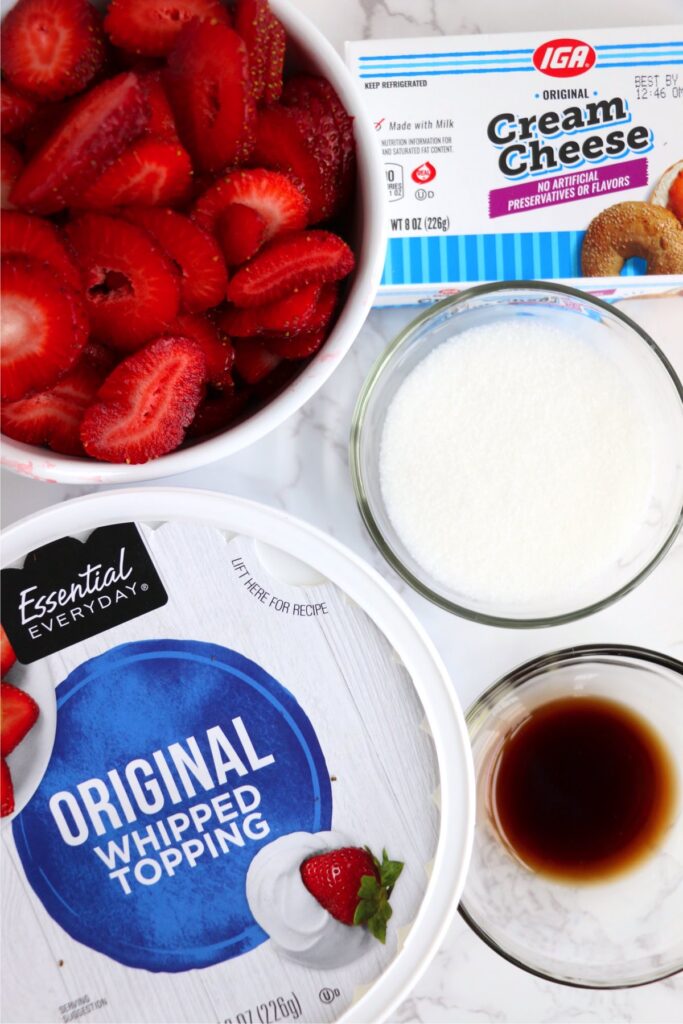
20 95 73 156
227 230 354 307
219 284 321 337
1 346 113 455
283 74 355 211
262 12 286 104
165 20 255 173
65 212 180 352
0 627 17 677
1 139 24 209
252 105 333 223
217 204 267 266
141 71 179 142
1 681 39 757
232 338 281 384
234 0 269 102
1 210 82 290
104 0 230 58
187 384 250 439
80 137 192 208
1 758 14 818
305 282 340 332
168 313 234 388
1 255 88 401
121 207 227 313
192 169 309 244
80 335 206 463
1 80 39 138
10 71 149 214
266 328 326 360
1 0 105 101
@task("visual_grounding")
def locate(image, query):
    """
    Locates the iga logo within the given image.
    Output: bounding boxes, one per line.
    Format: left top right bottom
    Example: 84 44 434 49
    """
533 38 596 77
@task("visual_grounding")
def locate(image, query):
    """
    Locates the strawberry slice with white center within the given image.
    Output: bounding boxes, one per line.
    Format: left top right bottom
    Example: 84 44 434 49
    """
226 230 354 308
10 71 149 214
1 255 88 401
1 346 114 456
80 137 192 209
192 168 309 244
1 0 106 101
80 335 207 463
104 0 230 58
165 20 255 174
1 210 82 290
121 206 227 313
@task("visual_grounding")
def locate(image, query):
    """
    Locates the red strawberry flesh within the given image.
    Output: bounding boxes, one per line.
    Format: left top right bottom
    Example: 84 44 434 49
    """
217 204 267 266
1 0 106 101
1 758 14 818
1 80 39 138
104 0 230 57
0 627 17 677
168 313 234 389
192 168 309 242
121 206 227 313
1 254 88 401
10 71 150 214
226 230 354 307
1 210 82 290
234 0 269 102
165 20 255 173
1 681 40 757
1 139 24 209
80 136 192 208
65 212 180 352
1 348 112 456
252 104 332 223
80 335 206 463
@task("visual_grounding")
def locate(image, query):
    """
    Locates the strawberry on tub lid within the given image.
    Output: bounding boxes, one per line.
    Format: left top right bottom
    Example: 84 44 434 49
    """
0 0 358 465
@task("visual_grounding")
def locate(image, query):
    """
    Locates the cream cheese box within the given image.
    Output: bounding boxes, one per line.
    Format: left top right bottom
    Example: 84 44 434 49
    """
345 26 683 306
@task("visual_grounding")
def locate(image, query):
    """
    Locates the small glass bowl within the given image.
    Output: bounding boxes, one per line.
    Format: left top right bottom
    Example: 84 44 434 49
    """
350 282 683 627
459 645 683 989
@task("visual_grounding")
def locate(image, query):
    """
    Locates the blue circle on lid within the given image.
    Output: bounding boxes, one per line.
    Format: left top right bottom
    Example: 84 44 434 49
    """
13 639 332 972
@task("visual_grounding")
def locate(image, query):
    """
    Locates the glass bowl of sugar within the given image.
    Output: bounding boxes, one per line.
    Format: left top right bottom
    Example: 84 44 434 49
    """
350 281 683 626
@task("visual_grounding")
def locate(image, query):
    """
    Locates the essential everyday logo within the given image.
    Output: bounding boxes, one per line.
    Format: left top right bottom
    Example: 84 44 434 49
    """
1 524 168 663
533 38 597 78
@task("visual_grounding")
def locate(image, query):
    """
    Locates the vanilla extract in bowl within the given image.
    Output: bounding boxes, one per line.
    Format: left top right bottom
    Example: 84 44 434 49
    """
489 696 677 883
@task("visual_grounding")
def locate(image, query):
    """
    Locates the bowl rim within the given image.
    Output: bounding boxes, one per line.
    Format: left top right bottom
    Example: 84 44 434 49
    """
349 279 683 629
458 642 683 990
0 0 388 485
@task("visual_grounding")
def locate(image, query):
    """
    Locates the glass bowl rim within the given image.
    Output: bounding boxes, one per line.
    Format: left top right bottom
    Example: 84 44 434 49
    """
459 642 683 990
350 280 683 628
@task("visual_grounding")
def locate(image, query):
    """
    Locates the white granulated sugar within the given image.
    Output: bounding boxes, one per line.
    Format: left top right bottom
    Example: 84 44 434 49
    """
379 318 654 606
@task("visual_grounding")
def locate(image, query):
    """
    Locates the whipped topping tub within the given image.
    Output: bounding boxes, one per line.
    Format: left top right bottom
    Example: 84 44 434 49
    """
0 489 474 1024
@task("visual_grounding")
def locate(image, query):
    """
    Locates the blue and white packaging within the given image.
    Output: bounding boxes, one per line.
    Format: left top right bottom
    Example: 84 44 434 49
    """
346 26 683 306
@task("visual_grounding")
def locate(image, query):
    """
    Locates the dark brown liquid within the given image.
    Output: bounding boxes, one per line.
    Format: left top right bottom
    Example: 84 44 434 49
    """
490 696 676 882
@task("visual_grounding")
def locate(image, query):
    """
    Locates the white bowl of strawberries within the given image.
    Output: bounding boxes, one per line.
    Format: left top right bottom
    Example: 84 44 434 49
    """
0 0 385 482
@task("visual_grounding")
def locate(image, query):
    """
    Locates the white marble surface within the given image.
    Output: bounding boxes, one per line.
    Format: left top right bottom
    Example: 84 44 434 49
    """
3 1 683 1020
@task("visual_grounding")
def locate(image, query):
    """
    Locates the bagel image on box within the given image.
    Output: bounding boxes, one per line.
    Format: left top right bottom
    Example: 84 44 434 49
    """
346 26 683 305
0 496 472 1024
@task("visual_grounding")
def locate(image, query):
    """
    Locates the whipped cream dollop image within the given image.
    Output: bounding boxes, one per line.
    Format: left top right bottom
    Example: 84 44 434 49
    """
246 831 374 968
